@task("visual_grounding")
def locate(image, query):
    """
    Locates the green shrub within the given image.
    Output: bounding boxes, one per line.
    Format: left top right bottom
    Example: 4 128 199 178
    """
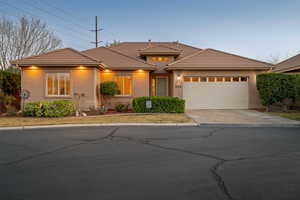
0 70 21 96
6 105 18 116
100 81 119 96
132 96 185 113
295 74 300 105
0 94 17 113
115 103 129 112
24 100 75 117
257 73 299 108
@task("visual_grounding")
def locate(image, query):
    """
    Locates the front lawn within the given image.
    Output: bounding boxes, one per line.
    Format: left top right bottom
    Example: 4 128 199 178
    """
270 112 300 121
0 113 192 127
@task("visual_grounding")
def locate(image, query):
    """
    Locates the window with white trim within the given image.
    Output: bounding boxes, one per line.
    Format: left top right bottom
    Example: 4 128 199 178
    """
115 74 132 96
183 76 248 82
46 73 70 96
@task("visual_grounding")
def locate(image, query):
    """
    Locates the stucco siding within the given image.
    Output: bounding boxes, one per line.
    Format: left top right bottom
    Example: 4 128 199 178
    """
21 67 98 110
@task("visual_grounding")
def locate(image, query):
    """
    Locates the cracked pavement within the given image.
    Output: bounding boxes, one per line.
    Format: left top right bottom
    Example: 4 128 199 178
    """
0 126 300 200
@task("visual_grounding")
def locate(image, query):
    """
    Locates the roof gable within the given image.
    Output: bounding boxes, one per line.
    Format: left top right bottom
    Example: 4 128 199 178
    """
166 48 272 70
11 48 101 66
274 53 300 72
82 47 157 70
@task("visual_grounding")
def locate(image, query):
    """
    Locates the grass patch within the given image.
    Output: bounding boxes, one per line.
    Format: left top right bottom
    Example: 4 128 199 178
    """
0 113 192 127
270 112 300 121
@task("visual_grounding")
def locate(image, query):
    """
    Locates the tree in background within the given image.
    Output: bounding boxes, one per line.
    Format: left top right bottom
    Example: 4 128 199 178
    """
0 16 62 70
105 40 121 47
263 51 300 64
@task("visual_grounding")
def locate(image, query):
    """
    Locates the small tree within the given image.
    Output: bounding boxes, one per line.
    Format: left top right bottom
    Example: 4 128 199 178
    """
100 81 119 107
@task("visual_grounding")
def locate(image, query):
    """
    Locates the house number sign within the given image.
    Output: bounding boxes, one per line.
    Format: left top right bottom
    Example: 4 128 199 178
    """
20 90 30 99
146 100 152 109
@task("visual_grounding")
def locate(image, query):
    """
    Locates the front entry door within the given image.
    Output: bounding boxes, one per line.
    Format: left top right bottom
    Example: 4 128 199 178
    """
156 77 168 96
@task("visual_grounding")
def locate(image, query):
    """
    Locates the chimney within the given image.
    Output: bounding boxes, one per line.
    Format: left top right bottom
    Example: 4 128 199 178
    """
148 39 152 47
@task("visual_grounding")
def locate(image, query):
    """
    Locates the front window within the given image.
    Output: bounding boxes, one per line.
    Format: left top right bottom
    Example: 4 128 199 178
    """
115 74 132 96
151 56 169 62
46 73 70 96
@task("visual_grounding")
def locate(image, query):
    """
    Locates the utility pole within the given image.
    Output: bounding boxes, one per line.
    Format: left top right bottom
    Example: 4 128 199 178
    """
90 16 103 47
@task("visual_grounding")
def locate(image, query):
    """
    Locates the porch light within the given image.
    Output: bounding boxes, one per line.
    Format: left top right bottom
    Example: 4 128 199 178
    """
104 69 111 73
29 65 38 69
176 75 182 80
78 65 86 69
137 69 144 73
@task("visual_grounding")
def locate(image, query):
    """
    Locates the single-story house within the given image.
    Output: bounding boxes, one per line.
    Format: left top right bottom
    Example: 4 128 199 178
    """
11 41 273 110
273 53 300 73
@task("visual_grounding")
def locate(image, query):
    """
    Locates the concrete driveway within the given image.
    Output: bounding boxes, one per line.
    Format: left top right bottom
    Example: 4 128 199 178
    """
186 109 300 125
1 126 300 200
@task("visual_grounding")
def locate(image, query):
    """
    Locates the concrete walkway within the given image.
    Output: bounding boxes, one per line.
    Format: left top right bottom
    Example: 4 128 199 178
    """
186 109 300 125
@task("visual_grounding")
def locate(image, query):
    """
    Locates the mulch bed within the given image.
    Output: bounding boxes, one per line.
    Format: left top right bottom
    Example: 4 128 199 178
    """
84 109 134 116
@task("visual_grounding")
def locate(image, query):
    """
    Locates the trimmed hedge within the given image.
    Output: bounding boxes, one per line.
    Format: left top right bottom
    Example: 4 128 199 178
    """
296 75 300 104
257 73 300 107
132 96 185 113
24 100 75 117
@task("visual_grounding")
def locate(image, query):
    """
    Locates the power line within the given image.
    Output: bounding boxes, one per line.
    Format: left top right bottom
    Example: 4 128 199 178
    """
19 0 117 46
0 10 87 50
0 0 91 48
29 0 90 30
18 0 91 39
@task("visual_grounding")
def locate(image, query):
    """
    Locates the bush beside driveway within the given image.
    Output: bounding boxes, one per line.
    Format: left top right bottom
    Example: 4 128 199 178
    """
0 113 192 127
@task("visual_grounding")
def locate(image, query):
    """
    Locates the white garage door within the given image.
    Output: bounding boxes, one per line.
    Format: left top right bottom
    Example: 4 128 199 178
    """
183 76 249 109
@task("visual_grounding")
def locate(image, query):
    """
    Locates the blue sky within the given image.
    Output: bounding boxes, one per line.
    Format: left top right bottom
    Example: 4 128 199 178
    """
1 0 300 62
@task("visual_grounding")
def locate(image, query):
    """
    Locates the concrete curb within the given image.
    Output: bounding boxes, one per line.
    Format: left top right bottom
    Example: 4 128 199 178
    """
0 123 199 131
1 122 299 131
199 123 300 128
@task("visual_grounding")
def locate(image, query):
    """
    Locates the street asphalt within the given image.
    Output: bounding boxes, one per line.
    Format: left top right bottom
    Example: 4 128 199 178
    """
0 126 300 200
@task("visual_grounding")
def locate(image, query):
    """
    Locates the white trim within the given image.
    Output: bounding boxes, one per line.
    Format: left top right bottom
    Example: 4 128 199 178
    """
183 76 249 83
114 74 133 96
45 72 71 97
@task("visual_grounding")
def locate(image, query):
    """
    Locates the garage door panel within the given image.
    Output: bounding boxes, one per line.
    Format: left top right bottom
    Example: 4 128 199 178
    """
183 82 248 109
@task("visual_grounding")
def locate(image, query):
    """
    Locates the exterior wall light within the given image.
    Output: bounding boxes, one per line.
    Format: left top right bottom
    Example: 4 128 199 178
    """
30 65 38 69
78 66 86 69
177 75 182 81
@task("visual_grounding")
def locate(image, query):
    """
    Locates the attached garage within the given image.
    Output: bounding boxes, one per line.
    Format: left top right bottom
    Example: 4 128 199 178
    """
166 48 272 109
183 76 249 109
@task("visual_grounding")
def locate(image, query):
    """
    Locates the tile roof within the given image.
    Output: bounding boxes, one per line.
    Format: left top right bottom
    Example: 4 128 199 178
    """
11 48 102 67
138 45 182 56
166 48 273 70
274 53 300 72
11 42 272 72
82 47 157 70
108 42 201 60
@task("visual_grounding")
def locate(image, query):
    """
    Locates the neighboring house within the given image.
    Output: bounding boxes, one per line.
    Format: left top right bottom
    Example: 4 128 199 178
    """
273 53 300 73
11 41 272 110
